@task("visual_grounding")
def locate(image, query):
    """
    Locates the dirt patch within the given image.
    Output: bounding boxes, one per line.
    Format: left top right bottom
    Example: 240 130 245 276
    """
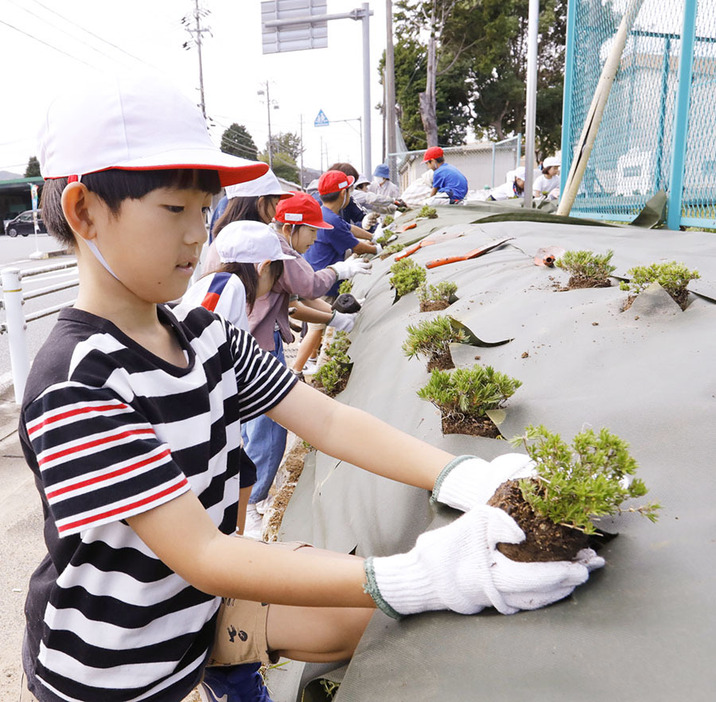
426 350 454 372
264 438 312 541
441 413 501 438
622 290 688 311
419 300 451 312
487 479 589 562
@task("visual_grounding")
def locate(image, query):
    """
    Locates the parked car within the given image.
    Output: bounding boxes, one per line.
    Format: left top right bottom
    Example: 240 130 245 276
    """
4 210 47 237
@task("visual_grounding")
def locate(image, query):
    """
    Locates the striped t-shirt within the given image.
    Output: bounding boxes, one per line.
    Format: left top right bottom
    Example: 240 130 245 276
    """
19 304 296 702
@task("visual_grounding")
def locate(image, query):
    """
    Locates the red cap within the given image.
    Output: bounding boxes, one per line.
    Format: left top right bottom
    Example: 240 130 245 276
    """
317 170 355 195
275 192 334 229
423 146 444 162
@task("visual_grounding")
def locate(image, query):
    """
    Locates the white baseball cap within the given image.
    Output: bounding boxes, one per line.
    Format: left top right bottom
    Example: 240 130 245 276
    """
38 71 268 187
543 156 561 168
355 174 371 188
514 167 527 180
225 169 292 199
216 221 296 264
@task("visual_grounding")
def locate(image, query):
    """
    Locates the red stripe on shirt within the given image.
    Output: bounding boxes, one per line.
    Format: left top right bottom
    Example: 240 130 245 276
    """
28 403 129 436
201 291 221 312
39 428 155 467
57 478 189 534
46 448 172 500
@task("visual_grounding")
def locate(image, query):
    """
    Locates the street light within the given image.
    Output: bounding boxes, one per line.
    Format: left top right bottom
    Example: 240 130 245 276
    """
257 82 279 168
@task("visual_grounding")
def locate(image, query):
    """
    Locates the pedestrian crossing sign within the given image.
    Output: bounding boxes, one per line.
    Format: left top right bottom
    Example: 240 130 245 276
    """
314 109 329 127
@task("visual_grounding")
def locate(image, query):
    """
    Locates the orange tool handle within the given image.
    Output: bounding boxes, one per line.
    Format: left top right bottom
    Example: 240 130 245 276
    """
394 239 435 261
426 253 472 269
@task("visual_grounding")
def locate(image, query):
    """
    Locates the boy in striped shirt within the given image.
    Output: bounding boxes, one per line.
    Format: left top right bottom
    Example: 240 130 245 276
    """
19 72 601 702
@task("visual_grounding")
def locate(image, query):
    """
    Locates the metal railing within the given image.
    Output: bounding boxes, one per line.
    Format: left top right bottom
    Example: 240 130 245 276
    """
1 261 78 403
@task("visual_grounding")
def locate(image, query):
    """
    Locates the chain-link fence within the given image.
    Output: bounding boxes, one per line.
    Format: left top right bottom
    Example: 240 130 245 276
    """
562 0 716 228
389 136 522 196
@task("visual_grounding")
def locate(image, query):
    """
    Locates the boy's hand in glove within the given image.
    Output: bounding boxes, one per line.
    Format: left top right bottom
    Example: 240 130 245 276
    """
328 259 372 280
362 211 380 230
364 505 598 618
327 311 356 332
432 453 536 513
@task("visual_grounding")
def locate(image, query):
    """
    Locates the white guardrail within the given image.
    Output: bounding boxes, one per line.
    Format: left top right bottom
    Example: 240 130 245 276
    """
1 261 79 403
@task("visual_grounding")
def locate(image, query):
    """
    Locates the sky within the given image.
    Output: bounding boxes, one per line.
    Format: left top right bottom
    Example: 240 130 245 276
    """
0 0 390 179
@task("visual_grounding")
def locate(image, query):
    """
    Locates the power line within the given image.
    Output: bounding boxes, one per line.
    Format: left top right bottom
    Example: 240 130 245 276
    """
0 17 94 67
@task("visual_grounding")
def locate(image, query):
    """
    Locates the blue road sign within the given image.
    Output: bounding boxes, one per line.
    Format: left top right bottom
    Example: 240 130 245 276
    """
314 109 329 127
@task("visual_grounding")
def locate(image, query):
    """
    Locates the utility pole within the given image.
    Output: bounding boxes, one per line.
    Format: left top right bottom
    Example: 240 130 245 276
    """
385 0 397 181
182 0 210 117
257 81 278 168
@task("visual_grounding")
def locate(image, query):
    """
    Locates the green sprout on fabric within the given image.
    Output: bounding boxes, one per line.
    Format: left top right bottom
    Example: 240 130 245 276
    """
619 261 699 307
337 279 353 295
314 333 353 397
416 280 458 307
375 230 394 246
383 214 394 227
389 258 427 298
380 242 405 258
509 425 661 534
417 205 438 219
418 365 522 420
402 315 467 370
556 249 616 285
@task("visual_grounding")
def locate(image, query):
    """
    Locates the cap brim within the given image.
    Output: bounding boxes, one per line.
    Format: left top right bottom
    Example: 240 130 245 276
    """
110 148 269 187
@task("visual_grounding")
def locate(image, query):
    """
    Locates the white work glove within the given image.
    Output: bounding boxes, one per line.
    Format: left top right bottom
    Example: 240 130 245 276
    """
327 310 356 332
373 242 383 255
432 453 536 513
362 211 380 230
364 505 599 618
328 258 372 280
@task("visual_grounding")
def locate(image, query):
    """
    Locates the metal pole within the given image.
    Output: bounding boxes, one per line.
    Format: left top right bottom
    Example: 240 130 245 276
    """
667 0 698 230
300 113 305 188
1 268 30 403
385 0 397 182
194 0 206 118
523 0 539 209
266 82 273 169
559 0 578 201
361 3 372 177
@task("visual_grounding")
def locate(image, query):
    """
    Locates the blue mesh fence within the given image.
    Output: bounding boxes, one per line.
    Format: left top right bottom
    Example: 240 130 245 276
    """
561 0 716 229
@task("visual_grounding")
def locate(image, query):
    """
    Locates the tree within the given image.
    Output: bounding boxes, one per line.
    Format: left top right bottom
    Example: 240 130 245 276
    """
259 132 302 184
25 156 41 178
220 123 259 161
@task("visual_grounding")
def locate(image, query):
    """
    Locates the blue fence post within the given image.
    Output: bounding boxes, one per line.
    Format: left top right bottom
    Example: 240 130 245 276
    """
654 35 672 192
559 0 579 201
667 0 698 230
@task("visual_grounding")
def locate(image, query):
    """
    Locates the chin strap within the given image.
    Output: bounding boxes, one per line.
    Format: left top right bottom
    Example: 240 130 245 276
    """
85 238 120 281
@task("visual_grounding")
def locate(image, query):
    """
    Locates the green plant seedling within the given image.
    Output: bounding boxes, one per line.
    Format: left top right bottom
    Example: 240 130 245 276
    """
402 315 467 371
555 249 616 288
313 332 353 397
418 365 521 436
417 205 438 219
337 279 353 295
389 258 427 300
375 230 394 246
509 425 660 535
416 280 458 312
619 261 699 309
383 214 394 227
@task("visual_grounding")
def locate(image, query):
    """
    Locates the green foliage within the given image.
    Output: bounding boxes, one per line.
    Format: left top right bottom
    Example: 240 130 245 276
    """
417 205 438 219
509 425 661 534
416 280 458 305
402 315 467 362
556 249 616 283
314 333 353 397
375 230 394 246
418 365 522 418
220 123 258 161
383 242 405 256
389 258 427 297
619 261 700 298
25 156 41 178
259 131 302 183
383 214 395 227
338 279 353 295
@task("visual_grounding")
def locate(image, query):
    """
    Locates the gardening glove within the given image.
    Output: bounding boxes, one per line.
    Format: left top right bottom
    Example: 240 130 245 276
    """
327 311 356 332
432 453 536 513
373 242 383 255
328 258 372 280
362 211 380 230
364 505 592 618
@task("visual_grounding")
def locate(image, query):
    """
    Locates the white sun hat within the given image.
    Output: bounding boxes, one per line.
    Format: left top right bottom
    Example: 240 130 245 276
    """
37 71 268 187
216 221 296 264
514 167 527 180
225 169 292 199
543 156 561 169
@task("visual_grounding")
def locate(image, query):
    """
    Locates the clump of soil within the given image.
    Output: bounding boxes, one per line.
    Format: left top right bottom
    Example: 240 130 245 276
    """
487 479 589 562
311 373 349 397
420 299 451 313
622 289 689 312
441 413 501 438
426 350 455 372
